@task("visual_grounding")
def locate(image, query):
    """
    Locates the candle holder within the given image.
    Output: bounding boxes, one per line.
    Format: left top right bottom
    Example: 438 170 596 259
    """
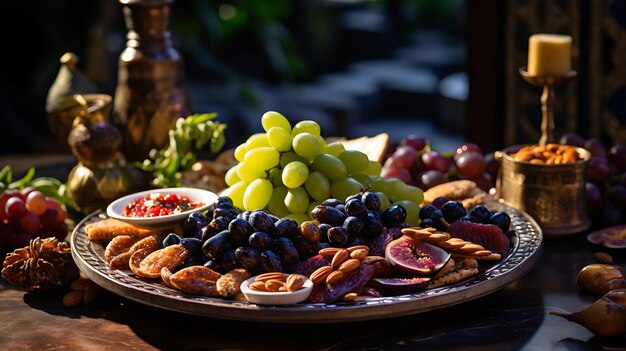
518 67 577 146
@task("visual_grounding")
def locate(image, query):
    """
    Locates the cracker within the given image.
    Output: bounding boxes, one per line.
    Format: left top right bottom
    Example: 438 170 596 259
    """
85 218 164 241
427 268 479 289
423 180 477 204
339 133 389 162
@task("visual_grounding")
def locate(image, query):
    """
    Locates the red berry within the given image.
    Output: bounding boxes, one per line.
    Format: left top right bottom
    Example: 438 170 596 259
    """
5 197 27 219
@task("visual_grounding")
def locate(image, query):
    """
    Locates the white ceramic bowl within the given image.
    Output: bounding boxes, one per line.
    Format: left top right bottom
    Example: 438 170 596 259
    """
240 274 313 305
106 187 217 227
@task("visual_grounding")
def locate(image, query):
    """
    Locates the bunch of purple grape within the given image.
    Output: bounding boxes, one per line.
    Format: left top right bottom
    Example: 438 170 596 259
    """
560 132 626 227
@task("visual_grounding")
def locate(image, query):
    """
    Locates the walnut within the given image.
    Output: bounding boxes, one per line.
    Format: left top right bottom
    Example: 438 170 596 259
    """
2 237 79 291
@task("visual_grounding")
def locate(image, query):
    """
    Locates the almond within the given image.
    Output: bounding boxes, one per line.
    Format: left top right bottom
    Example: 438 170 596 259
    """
310 265 333 285
594 252 613 264
63 290 84 308
361 255 386 265
70 278 93 291
265 279 285 292
347 245 369 254
326 270 344 284
83 284 100 304
254 272 286 282
338 258 360 273
350 248 369 261
285 274 305 291
319 247 341 258
342 292 358 301
249 281 268 292
331 249 349 268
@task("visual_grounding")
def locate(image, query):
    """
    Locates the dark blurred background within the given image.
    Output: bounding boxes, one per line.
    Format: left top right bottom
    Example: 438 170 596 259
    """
0 0 467 156
2 0 625 158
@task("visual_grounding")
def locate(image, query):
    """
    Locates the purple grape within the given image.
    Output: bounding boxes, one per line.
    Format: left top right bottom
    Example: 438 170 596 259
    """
609 144 626 171
587 157 612 183
585 138 607 159
559 132 586 148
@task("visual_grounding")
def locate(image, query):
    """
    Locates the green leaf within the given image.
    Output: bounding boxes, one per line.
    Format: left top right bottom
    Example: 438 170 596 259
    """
0 165 12 184
9 167 35 189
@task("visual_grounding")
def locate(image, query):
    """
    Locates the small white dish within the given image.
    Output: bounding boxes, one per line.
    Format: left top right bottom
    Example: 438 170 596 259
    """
106 187 217 227
240 274 313 305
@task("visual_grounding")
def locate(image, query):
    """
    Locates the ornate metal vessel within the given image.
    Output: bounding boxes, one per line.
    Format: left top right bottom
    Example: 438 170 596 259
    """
112 0 191 162
496 146 591 236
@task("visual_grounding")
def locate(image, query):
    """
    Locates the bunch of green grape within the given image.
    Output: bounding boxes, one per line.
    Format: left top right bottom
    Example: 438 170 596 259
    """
220 111 423 225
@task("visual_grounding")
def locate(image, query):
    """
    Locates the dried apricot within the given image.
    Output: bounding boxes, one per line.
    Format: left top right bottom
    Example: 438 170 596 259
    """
135 244 188 279
104 235 135 263
217 268 251 297
169 266 222 296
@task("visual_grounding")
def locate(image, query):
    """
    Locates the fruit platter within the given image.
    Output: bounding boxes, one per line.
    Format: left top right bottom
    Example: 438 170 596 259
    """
64 111 543 323
71 199 541 322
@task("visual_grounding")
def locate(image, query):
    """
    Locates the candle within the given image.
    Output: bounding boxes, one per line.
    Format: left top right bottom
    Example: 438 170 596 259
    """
527 34 572 76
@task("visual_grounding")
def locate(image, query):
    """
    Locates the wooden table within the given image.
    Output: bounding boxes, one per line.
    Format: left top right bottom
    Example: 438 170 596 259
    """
1 155 625 350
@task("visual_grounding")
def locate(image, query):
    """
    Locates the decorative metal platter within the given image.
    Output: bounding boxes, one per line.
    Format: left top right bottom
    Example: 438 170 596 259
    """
71 200 543 323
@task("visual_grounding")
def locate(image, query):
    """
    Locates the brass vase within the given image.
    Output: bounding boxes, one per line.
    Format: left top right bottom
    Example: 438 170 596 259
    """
112 0 191 162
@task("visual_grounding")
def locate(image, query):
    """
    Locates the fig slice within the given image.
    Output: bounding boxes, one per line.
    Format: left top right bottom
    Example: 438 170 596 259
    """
587 225 626 249
384 235 451 277
373 277 430 296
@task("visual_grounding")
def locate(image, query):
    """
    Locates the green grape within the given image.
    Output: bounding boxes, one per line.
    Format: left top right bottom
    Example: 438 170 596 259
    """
372 177 394 193
330 177 363 202
267 126 292 152
316 135 327 153
285 212 310 225
338 150 369 174
394 200 420 226
363 160 382 176
246 133 271 149
385 178 409 203
284 187 309 214
351 174 374 189
307 200 322 216
292 120 320 136
280 151 309 168
391 185 424 203
324 141 345 157
236 161 266 183
304 171 330 201
268 186 290 217
312 154 347 180
244 146 280 171
243 178 273 211
375 191 391 211
268 167 284 187
234 143 247 162
292 133 322 159
282 161 309 188
221 181 246 210
225 166 241 187
261 111 291 132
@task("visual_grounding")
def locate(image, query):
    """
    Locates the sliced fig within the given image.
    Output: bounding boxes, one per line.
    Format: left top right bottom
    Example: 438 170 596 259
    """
295 254 331 277
448 221 510 256
367 228 393 256
308 264 375 303
385 235 451 277
373 277 430 296
586 225 626 249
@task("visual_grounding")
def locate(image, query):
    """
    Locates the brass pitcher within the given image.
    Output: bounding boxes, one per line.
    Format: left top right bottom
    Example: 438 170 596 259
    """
66 95 141 215
112 0 191 162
